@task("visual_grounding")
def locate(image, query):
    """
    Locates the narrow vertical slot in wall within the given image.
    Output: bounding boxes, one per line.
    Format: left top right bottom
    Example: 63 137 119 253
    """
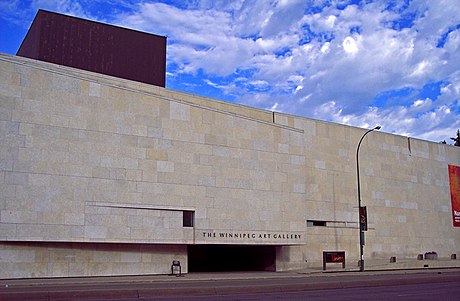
408 137 412 156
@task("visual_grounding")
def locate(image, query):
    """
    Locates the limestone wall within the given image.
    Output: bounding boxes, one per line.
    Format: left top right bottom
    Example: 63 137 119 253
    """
0 242 186 278
1 53 459 277
284 114 460 269
0 54 307 245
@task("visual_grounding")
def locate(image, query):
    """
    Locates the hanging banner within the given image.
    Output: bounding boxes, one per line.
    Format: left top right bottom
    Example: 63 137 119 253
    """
359 206 368 231
448 165 460 227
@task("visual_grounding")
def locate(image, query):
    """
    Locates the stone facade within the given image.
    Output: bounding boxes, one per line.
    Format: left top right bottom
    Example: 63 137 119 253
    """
1 53 459 278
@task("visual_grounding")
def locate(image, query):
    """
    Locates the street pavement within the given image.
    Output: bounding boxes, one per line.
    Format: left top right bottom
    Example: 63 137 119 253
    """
154 281 460 301
1 268 460 300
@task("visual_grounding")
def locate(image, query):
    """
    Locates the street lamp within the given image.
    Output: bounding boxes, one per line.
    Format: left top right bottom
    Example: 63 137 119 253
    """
356 125 381 272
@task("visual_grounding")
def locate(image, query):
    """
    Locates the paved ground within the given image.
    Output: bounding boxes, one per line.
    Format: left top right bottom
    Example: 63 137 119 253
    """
154 281 460 301
1 268 459 300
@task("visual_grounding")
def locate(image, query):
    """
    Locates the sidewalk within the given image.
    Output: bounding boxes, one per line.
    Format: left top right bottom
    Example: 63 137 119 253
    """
301 256 460 274
2 257 460 284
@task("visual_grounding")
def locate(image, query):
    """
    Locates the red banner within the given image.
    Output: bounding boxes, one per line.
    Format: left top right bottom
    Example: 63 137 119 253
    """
448 165 460 227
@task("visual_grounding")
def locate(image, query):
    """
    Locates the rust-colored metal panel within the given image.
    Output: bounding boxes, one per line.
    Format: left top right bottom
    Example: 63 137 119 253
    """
17 9 166 87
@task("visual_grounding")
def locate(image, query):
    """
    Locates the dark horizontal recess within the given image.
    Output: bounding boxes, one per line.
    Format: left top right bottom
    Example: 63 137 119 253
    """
307 220 327 227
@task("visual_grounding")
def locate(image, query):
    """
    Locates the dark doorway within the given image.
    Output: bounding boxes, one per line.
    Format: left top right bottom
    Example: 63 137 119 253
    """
188 245 276 272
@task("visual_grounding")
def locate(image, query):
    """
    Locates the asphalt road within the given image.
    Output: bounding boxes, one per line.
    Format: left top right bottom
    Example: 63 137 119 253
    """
154 282 460 301
1 269 459 301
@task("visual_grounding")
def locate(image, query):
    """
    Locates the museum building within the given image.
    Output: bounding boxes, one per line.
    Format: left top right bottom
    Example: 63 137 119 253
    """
0 10 459 278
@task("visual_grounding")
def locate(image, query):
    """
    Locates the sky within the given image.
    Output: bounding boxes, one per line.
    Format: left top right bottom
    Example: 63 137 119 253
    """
0 0 459 144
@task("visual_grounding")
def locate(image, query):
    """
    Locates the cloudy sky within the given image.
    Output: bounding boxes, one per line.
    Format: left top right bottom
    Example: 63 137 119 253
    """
1 0 459 143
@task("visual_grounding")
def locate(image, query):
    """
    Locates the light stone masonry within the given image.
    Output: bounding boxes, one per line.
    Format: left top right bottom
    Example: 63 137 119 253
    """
0 53 459 278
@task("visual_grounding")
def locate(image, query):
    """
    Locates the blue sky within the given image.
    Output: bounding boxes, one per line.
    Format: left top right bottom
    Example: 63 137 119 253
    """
1 0 459 143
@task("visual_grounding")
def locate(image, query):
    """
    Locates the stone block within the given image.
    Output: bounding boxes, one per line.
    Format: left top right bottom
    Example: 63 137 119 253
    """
157 160 174 172
120 252 142 263
0 223 17 237
65 213 85 225
85 226 107 239
146 149 168 161
1 210 38 223
170 102 190 121
88 82 101 97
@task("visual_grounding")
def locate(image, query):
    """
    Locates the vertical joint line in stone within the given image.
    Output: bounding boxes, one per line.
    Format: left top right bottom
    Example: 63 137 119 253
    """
407 137 412 156
272 111 275 123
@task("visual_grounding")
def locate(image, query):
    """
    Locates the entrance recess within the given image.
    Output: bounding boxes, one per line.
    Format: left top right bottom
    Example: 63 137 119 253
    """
188 245 276 272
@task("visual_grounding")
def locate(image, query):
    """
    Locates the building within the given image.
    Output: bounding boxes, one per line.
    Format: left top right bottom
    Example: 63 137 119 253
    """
0 11 459 278
17 10 166 87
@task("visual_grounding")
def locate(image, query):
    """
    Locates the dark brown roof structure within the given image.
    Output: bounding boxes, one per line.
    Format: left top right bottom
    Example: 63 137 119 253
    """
17 9 166 87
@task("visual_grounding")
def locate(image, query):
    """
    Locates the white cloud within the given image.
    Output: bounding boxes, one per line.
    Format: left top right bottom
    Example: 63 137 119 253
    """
411 98 432 110
320 42 330 53
105 0 460 142
325 15 336 28
409 60 431 77
342 36 359 54
270 102 279 111
31 0 89 19
259 0 307 37
0 0 21 23
315 97 459 143
249 80 269 90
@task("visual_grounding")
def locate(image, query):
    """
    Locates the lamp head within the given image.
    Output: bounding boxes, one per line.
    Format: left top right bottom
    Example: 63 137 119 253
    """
374 126 381 130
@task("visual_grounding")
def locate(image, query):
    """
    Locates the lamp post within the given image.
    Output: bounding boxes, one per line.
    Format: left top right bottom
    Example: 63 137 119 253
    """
356 125 381 272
